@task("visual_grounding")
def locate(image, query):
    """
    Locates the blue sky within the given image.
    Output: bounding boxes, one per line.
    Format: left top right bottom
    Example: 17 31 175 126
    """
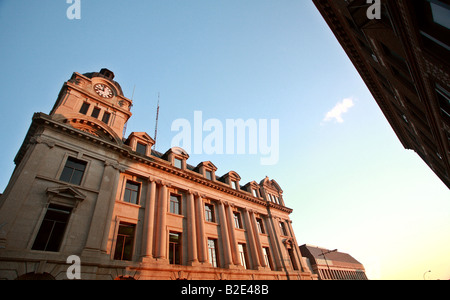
0 0 449 279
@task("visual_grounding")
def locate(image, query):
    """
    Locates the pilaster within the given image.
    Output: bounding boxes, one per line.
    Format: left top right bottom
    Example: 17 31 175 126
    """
82 160 122 257
186 190 200 266
141 178 156 262
155 181 169 263
225 203 241 267
194 193 209 265
217 200 234 269
242 208 263 270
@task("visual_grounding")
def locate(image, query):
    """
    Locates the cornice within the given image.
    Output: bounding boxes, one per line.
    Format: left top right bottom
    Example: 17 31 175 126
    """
30 113 293 214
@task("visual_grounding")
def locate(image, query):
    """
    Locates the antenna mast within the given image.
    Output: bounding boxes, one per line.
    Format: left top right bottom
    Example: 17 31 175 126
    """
153 92 160 149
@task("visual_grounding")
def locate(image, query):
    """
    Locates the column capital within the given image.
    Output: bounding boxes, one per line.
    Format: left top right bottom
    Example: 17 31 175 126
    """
247 208 257 214
156 179 171 188
104 159 126 172
30 135 55 149
226 202 236 208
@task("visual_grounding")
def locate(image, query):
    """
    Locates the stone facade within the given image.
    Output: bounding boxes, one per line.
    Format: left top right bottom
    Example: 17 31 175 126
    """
0 69 316 280
313 0 450 188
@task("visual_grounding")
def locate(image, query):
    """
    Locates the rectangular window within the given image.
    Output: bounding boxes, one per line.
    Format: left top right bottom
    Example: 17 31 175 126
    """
263 247 274 270
436 83 450 124
205 170 212 180
114 223 136 261
136 142 147 156
32 204 72 252
288 248 299 270
59 157 87 185
91 107 101 119
123 181 140 205
174 158 182 169
170 194 181 215
208 239 219 268
101 111 111 124
256 218 265 234
238 243 248 269
205 203 215 223
391 65 415 90
233 211 243 229
231 180 237 190
169 232 181 265
381 43 409 70
252 189 257 197
414 0 450 57
430 1 450 30
79 102 90 115
279 221 288 236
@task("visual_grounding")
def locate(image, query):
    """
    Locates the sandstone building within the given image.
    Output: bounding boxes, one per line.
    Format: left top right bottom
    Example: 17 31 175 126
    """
313 0 450 188
0 69 315 280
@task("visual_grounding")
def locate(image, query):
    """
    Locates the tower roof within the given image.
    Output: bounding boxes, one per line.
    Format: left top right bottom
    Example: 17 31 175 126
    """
83 68 124 96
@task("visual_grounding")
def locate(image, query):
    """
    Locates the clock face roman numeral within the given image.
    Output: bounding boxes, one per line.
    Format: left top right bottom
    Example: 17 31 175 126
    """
94 84 113 98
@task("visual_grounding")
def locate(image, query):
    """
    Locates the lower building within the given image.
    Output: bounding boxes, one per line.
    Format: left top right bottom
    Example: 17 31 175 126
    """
0 69 316 280
300 244 368 280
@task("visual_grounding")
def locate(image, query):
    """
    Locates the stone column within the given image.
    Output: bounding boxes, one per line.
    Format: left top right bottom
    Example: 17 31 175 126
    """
225 203 240 266
141 178 156 261
250 211 267 268
187 190 199 265
217 200 233 268
265 215 283 271
84 160 122 255
242 209 262 270
155 182 168 261
285 219 306 272
195 193 208 264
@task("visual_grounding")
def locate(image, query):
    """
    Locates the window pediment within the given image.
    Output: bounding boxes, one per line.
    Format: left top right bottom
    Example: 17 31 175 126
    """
165 147 189 159
125 132 155 156
223 171 241 181
46 186 86 208
197 161 217 171
127 132 155 144
260 176 283 193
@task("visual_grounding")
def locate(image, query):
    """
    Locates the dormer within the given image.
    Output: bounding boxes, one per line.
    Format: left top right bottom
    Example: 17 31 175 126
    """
260 176 284 206
50 69 132 141
195 161 218 181
220 171 241 190
243 181 262 198
163 147 189 170
125 132 155 156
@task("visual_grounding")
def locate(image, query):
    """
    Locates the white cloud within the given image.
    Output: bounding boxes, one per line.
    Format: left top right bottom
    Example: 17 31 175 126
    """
323 98 355 123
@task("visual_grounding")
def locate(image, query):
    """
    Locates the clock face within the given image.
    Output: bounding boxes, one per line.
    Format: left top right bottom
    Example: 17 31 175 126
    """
94 84 113 98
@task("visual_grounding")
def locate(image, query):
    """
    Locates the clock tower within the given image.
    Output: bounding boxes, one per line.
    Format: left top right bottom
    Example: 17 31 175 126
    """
50 68 132 142
0 69 315 280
